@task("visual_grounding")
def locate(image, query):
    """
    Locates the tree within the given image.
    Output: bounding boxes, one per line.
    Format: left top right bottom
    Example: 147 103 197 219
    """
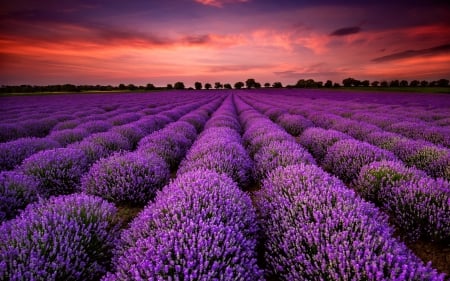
234 82 244 89
409 80 419 87
264 82 271 88
127 84 137 90
437 79 449 87
119 84 127 90
333 83 341 87
389 80 400 87
342 78 355 87
306 79 316 88
194 82 202 90
245 78 256 88
174 82 185 90
296 79 306 88
380 81 388 87
214 82 223 89
324 80 333 88
146 83 156 90
361 80 370 87
224 83 232 89
399 80 408 87
272 82 283 88
254 82 261 88
371 81 379 87
166 84 173 89
420 80 429 87
205 83 212 90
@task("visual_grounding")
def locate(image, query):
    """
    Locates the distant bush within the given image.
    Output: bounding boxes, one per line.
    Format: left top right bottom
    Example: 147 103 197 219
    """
0 171 39 221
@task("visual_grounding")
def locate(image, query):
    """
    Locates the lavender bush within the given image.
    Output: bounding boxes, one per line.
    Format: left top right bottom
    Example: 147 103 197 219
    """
82 152 169 205
0 171 39 221
354 160 425 203
276 113 314 136
299 128 351 163
0 137 60 171
83 132 132 155
255 164 444 280
111 124 146 150
48 128 89 146
323 139 397 183
253 140 315 180
382 177 450 242
20 148 89 196
77 120 112 133
108 169 262 280
0 193 120 281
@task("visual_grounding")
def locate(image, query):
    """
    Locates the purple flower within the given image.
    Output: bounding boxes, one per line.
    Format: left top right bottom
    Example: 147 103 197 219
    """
83 132 132 155
20 148 89 196
109 113 141 126
276 113 314 136
111 124 146 150
51 119 81 131
354 160 426 203
383 177 450 242
323 139 397 183
0 137 61 171
0 124 26 142
109 169 262 280
77 120 112 133
82 152 169 205
255 164 444 280
0 171 39 221
0 193 120 281
299 128 352 164
253 140 316 181
48 128 89 146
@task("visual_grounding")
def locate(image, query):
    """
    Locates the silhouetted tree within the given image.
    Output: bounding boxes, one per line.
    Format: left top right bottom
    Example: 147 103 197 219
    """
420 80 429 87
361 80 370 87
245 78 257 88
205 83 212 90
429 81 438 87
214 82 223 89
254 82 261 88
437 79 449 87
399 80 408 87
119 84 127 90
390 80 400 87
296 79 306 88
194 82 202 90
324 80 333 88
146 83 156 90
272 82 283 88
380 81 388 87
306 79 316 88
409 80 419 87
342 78 355 87
371 81 379 87
316 81 323 88
234 82 244 89
174 82 185 90
166 84 173 89
224 83 232 89
333 83 340 87
264 82 271 88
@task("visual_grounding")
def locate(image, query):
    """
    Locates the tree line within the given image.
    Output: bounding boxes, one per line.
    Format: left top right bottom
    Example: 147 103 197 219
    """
1 78 449 93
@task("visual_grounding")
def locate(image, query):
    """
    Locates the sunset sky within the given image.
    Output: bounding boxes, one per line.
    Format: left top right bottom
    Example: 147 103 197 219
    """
1 0 449 87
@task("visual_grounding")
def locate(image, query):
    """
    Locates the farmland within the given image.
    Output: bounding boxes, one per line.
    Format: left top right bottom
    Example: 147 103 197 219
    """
0 89 449 280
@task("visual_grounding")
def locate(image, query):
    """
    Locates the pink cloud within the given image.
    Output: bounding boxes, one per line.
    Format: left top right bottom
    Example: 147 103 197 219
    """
194 0 249 8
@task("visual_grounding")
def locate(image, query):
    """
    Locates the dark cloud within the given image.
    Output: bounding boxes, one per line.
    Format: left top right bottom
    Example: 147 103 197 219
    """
208 64 271 72
372 44 450 62
330 26 361 36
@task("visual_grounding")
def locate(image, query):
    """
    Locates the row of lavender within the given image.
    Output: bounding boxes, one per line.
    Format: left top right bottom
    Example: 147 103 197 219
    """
232 94 444 280
238 92 449 244
0 93 231 280
104 95 263 280
0 92 224 221
0 91 204 143
0 92 213 171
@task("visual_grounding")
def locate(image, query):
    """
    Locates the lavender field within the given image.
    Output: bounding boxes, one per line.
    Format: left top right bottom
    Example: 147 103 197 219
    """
0 89 449 280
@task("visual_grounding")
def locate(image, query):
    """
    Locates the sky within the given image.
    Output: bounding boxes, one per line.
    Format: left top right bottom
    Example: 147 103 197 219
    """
1 0 450 87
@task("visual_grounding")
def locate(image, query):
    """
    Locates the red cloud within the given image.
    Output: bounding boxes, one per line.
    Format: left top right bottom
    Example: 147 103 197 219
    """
194 0 249 8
